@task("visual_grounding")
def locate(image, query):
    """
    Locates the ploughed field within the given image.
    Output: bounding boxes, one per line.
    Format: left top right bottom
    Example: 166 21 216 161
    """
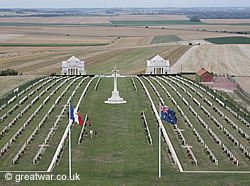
0 75 249 185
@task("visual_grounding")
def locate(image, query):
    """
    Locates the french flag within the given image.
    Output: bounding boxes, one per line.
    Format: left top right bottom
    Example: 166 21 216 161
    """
70 105 83 126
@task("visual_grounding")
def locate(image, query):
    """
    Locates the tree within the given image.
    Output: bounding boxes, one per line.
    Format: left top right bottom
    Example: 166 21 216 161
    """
190 17 201 22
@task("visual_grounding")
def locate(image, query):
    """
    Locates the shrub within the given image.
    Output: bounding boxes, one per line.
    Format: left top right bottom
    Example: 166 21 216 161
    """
0 69 18 76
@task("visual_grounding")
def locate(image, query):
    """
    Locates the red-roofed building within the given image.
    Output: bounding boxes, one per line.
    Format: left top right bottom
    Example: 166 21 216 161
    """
196 68 213 82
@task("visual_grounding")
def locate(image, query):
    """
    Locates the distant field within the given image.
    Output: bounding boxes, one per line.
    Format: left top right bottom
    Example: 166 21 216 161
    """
205 36 250 44
0 45 190 75
111 20 205 26
151 35 183 44
0 75 38 97
0 43 110 47
201 19 250 24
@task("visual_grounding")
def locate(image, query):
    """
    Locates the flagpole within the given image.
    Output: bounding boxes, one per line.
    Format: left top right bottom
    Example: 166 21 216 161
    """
69 103 72 180
159 102 161 178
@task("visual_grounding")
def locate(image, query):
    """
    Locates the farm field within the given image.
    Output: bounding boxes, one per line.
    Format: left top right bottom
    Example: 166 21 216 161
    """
0 75 249 185
0 45 190 77
151 35 183 44
201 19 250 24
0 75 38 96
0 14 249 102
205 36 250 44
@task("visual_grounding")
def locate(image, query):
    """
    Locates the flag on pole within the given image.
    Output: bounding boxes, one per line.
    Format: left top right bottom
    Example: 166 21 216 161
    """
70 105 83 126
161 105 177 125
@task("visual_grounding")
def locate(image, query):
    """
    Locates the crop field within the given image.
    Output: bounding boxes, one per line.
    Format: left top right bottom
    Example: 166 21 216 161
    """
0 75 249 185
205 37 250 44
0 45 190 77
0 75 38 97
151 35 183 44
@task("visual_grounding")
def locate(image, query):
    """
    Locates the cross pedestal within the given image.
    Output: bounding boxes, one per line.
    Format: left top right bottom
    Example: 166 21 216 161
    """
105 67 126 104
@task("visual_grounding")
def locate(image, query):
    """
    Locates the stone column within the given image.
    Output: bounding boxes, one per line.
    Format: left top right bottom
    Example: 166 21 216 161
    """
113 67 118 92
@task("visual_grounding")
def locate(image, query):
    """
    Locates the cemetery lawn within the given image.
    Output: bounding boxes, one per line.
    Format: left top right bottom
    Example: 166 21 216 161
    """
0 77 249 185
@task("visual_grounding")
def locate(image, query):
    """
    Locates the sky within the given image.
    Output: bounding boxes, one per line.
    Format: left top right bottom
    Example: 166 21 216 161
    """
1 0 250 8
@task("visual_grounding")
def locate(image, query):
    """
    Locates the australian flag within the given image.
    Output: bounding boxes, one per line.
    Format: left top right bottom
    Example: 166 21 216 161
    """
161 105 177 125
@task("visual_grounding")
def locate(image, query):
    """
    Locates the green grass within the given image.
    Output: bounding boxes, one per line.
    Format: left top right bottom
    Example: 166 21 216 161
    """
86 46 190 74
151 35 183 44
0 43 109 47
205 36 250 44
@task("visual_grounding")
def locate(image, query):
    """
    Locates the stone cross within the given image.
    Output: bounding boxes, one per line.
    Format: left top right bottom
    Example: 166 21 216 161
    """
104 67 126 104
112 66 119 92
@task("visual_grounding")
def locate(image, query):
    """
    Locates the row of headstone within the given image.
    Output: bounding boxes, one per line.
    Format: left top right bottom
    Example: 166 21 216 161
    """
0 142 9 158
12 141 28 165
172 76 244 165
18 90 25 97
94 78 102 92
149 76 198 166
224 115 249 140
226 106 238 118
204 142 219 165
186 147 198 166
201 105 210 117
190 85 250 161
47 77 93 171
143 77 164 105
223 128 239 146
130 77 137 92
3 77 64 131
141 112 153 145
19 95 28 105
0 103 7 112
216 98 225 107
211 115 224 130
204 97 213 107
7 96 16 105
136 76 179 166
0 77 54 122
7 103 19 115
33 146 46 165
78 115 88 144
213 106 224 117
178 76 249 128
208 128 222 146
172 77 241 142
166 76 240 166
188 105 197 117
196 90 203 99
2 77 70 159
24 77 81 165
238 115 250 127
186 91 193 99
163 77 219 165
175 126 198 166
222 143 239 165
239 144 250 159
193 97 201 107
176 76 249 142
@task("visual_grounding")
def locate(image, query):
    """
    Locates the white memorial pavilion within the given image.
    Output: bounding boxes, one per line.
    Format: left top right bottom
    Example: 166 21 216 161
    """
146 55 170 74
62 56 86 75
